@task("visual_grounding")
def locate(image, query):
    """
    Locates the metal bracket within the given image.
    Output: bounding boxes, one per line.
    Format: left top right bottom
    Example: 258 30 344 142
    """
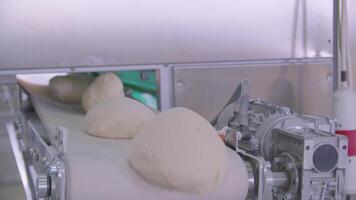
7 118 66 200
54 127 67 157
213 79 250 131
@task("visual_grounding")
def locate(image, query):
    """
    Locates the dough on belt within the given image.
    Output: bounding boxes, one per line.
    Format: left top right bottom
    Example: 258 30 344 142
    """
82 73 125 112
129 107 248 195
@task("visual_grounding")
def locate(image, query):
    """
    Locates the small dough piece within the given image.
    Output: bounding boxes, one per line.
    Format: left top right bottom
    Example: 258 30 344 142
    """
83 97 156 139
49 75 93 103
82 73 125 111
129 107 241 194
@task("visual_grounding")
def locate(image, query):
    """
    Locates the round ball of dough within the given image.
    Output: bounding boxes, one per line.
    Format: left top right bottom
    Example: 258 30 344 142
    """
129 107 229 194
49 75 93 103
83 97 156 139
82 73 125 112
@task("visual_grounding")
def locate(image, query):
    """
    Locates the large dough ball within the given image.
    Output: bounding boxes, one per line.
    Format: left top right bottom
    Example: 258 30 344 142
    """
82 73 125 111
49 75 93 103
83 97 156 139
129 107 231 194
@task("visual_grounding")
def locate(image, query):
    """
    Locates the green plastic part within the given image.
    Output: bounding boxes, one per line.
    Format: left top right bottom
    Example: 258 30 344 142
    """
89 71 158 109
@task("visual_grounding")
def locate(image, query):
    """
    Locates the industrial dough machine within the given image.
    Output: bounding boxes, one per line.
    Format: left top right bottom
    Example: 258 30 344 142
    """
2 76 350 200
0 0 354 199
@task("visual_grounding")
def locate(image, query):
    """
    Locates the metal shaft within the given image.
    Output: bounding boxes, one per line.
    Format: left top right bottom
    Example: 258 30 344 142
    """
333 0 340 91
268 172 289 188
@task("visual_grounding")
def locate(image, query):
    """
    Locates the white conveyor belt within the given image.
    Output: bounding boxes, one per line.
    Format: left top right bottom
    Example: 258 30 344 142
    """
19 80 245 200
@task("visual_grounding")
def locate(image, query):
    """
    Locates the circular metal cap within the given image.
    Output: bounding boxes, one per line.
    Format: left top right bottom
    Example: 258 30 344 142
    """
36 174 50 198
313 144 338 172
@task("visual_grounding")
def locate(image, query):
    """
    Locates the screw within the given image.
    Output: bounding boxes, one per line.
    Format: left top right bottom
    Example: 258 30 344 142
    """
273 157 284 164
48 164 59 175
32 151 39 162
286 163 296 170
283 194 292 200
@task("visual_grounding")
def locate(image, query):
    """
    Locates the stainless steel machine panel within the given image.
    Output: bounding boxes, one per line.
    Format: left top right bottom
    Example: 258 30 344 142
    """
173 61 333 121
348 0 356 89
0 0 332 71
